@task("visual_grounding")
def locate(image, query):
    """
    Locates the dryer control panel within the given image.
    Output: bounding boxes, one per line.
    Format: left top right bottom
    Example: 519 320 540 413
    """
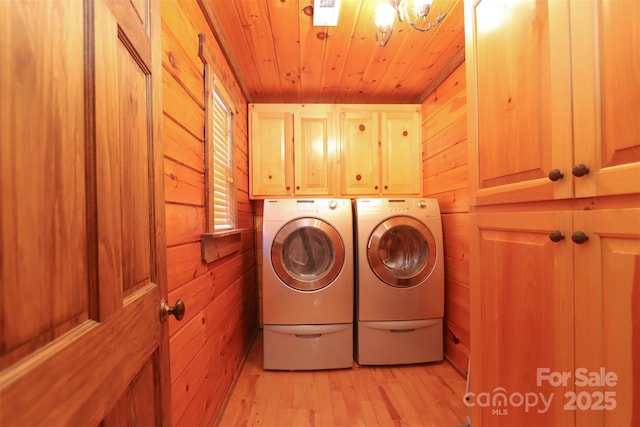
355 198 440 218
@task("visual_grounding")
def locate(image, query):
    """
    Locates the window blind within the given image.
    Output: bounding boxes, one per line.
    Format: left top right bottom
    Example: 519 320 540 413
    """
211 86 235 231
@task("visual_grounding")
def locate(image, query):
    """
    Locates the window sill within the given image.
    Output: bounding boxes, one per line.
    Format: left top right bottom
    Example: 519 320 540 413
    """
200 228 249 264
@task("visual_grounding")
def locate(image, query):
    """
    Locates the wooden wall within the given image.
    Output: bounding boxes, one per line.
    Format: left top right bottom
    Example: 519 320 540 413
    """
161 1 259 425
422 62 470 376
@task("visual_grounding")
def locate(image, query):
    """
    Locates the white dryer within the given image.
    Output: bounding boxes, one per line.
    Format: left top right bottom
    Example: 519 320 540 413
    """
262 198 354 370
354 197 444 365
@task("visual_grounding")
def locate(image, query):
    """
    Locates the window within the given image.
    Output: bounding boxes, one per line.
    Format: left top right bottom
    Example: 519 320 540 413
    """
208 81 236 232
199 33 242 264
200 36 236 233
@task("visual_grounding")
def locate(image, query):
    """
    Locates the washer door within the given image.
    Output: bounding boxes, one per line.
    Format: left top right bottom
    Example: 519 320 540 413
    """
367 216 437 288
271 217 345 291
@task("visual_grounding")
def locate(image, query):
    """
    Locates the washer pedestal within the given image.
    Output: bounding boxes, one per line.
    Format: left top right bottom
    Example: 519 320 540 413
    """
356 318 443 365
264 324 353 370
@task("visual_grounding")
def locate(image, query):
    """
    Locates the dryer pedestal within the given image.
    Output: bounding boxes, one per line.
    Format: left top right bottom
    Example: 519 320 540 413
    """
356 318 443 365
264 324 353 370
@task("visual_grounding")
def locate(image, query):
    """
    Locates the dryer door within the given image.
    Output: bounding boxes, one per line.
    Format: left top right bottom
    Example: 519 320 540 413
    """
367 216 437 288
271 218 345 291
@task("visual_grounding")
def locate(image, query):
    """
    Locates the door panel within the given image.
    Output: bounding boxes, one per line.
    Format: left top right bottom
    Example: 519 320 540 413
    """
466 0 573 204
341 109 379 195
250 110 293 196
294 105 335 196
0 0 171 425
571 0 640 198
470 211 574 426
574 209 640 426
0 0 89 371
381 110 421 195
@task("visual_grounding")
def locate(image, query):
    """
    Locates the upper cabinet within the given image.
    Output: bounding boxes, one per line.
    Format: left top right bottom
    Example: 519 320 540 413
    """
465 0 640 206
249 104 336 198
339 104 422 196
249 103 422 198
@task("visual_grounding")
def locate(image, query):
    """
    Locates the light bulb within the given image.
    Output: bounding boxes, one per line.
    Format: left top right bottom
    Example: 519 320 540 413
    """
375 2 395 32
413 0 432 17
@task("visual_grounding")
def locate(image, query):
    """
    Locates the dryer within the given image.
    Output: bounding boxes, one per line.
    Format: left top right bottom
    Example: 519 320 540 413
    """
262 198 354 370
354 197 444 365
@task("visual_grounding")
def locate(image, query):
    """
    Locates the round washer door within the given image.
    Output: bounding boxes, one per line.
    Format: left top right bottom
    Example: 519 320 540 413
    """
271 217 345 291
367 216 437 288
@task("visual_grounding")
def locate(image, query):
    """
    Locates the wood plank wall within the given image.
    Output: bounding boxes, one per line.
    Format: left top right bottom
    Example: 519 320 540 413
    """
422 62 470 376
161 1 259 425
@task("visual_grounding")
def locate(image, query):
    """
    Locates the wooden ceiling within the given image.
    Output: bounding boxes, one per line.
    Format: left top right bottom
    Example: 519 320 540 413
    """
200 0 465 104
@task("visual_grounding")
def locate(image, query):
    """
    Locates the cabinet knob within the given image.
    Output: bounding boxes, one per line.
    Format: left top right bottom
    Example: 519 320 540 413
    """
402 130 408 137
268 174 272 180
571 231 589 244
572 164 590 177
355 174 362 181
296 185 300 190
374 185 379 190
548 169 564 182
286 185 291 191
384 185 388 190
359 124 365 131
549 230 565 242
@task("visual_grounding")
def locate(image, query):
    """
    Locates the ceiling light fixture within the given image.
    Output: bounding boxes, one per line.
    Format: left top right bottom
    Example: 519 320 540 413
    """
375 0 446 47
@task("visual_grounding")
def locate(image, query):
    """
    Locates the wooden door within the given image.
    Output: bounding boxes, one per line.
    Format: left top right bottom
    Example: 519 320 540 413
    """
470 211 574 426
0 0 173 425
340 107 380 195
571 0 640 198
465 0 573 205
249 106 293 197
294 104 335 196
574 208 640 426
381 108 421 195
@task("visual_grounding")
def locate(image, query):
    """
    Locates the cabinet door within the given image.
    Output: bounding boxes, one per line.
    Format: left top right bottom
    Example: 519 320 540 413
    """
381 110 421 195
571 1 640 198
465 0 573 205
340 108 380 195
573 208 640 426
294 105 335 195
250 110 293 197
470 211 574 426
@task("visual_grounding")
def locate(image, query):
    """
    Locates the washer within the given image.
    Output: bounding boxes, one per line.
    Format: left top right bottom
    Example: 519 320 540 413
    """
262 198 353 370
354 197 444 365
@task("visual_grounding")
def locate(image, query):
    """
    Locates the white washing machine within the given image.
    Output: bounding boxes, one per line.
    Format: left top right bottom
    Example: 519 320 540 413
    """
354 197 444 365
262 198 354 370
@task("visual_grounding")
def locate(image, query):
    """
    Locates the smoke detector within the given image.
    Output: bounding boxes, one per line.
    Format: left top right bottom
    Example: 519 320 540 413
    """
313 0 342 26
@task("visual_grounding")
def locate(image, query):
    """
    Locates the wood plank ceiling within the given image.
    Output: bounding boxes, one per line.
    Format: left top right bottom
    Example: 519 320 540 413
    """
200 0 465 104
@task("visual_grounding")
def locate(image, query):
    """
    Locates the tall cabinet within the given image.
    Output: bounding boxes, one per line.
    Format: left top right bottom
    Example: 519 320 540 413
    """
465 0 640 425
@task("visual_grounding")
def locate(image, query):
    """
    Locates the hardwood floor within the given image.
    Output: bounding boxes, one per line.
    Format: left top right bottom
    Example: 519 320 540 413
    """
216 330 469 427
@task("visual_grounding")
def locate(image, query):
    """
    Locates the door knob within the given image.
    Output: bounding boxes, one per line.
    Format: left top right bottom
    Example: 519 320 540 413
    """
161 299 185 321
